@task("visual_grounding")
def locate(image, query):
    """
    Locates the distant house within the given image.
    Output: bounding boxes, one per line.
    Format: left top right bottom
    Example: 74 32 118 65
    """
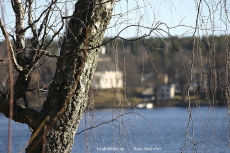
92 71 123 89
91 47 123 89
155 84 175 101
142 87 155 102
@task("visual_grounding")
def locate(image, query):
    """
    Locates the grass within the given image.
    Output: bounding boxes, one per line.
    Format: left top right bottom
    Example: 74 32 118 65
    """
88 88 142 109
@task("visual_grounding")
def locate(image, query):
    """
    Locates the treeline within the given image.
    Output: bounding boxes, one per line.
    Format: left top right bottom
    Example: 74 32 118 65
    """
0 35 228 99
102 36 228 101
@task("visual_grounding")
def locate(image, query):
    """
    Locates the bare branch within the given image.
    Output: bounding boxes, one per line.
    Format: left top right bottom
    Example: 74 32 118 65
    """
76 112 132 135
11 0 26 50
43 10 65 51
193 0 202 36
86 23 166 51
21 0 58 34
27 0 39 61
0 96 42 129
0 19 23 72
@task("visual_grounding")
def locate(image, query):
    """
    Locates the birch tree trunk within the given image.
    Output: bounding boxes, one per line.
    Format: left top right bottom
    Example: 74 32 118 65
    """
29 1 115 152
0 0 115 152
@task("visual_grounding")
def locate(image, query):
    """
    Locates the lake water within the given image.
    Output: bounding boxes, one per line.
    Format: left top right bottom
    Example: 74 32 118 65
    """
0 106 230 153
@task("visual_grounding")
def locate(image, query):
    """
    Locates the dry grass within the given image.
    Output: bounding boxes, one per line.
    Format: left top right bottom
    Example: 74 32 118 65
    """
89 89 142 109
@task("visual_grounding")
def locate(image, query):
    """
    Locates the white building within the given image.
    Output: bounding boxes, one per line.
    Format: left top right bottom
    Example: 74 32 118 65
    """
91 47 123 89
155 84 175 100
92 71 123 89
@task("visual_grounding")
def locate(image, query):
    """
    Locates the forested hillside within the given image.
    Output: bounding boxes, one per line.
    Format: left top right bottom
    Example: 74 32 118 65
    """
0 35 228 103
103 36 227 97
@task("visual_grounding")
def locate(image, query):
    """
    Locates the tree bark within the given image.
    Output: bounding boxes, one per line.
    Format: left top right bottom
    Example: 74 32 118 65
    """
26 0 115 152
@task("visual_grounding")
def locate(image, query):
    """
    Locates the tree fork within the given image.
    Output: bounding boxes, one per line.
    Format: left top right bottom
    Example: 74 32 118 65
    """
26 0 115 152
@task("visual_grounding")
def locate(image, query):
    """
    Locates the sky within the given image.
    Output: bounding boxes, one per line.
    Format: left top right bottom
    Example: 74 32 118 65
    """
0 0 229 39
107 0 199 37
107 0 230 38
